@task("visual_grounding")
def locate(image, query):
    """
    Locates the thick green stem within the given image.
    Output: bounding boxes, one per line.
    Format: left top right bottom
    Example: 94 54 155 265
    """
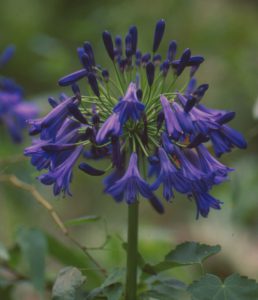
125 201 139 300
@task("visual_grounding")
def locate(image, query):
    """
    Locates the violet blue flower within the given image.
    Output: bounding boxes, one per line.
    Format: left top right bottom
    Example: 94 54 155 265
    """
39 145 83 196
25 19 246 218
0 48 38 142
113 82 145 124
151 147 190 201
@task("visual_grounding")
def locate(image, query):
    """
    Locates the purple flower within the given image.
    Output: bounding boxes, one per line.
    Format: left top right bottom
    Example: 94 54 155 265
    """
28 95 75 140
0 88 38 143
25 119 83 171
151 147 190 201
106 153 158 204
196 144 233 184
24 138 51 171
96 113 121 144
153 19 166 53
210 125 247 157
191 192 222 219
25 19 246 218
160 95 183 140
39 145 83 196
113 82 145 124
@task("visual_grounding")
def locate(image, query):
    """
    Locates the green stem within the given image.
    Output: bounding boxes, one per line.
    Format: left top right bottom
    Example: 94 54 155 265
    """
125 201 139 300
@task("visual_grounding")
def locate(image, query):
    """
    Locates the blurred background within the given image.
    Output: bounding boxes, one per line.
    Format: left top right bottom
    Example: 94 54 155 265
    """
0 0 258 298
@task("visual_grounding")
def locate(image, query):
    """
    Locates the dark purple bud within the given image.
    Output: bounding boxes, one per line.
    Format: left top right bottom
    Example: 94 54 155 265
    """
167 40 177 62
42 144 76 152
188 56 204 66
58 69 88 86
216 111 235 124
135 50 142 66
88 73 100 97
71 83 81 99
29 126 41 136
115 35 123 58
184 96 196 113
84 127 93 140
193 84 209 102
177 48 191 76
153 54 162 65
59 93 67 102
148 155 160 164
141 53 151 65
136 89 143 101
161 60 169 77
92 114 100 126
187 134 209 148
67 103 88 124
153 19 166 53
48 97 58 108
149 196 164 214
102 69 109 82
129 25 138 54
81 53 91 70
125 33 133 58
79 162 105 176
83 42 95 66
77 47 84 61
102 31 115 61
119 58 127 73
157 111 164 130
146 62 155 87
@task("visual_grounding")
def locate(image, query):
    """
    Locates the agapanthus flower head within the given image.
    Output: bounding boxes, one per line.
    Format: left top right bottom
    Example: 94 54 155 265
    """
25 19 246 218
0 46 38 142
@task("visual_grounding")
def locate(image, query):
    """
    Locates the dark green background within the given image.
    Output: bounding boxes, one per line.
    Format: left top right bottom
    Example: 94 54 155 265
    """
0 0 258 297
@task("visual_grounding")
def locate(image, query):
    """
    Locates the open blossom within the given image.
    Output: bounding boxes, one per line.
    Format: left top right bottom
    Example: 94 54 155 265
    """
0 46 38 142
25 19 246 218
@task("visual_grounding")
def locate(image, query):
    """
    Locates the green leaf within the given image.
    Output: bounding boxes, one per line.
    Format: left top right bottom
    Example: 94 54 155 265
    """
52 267 86 300
16 228 47 292
0 242 10 261
101 268 125 287
153 242 221 272
65 215 101 226
140 276 190 300
188 273 258 300
86 268 125 300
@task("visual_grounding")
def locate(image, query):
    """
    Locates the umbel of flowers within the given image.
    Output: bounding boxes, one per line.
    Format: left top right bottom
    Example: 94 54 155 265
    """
0 46 38 142
25 19 246 218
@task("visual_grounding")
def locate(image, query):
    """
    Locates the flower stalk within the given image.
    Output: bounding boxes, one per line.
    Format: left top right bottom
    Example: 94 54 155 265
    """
125 201 139 300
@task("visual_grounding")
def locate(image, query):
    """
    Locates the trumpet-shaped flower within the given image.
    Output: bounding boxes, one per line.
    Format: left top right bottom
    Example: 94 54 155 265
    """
25 19 246 218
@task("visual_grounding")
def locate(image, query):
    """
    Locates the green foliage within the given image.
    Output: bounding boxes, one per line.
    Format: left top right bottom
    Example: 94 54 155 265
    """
16 227 47 292
188 273 258 300
144 242 221 273
86 268 125 300
139 276 190 300
52 267 86 300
